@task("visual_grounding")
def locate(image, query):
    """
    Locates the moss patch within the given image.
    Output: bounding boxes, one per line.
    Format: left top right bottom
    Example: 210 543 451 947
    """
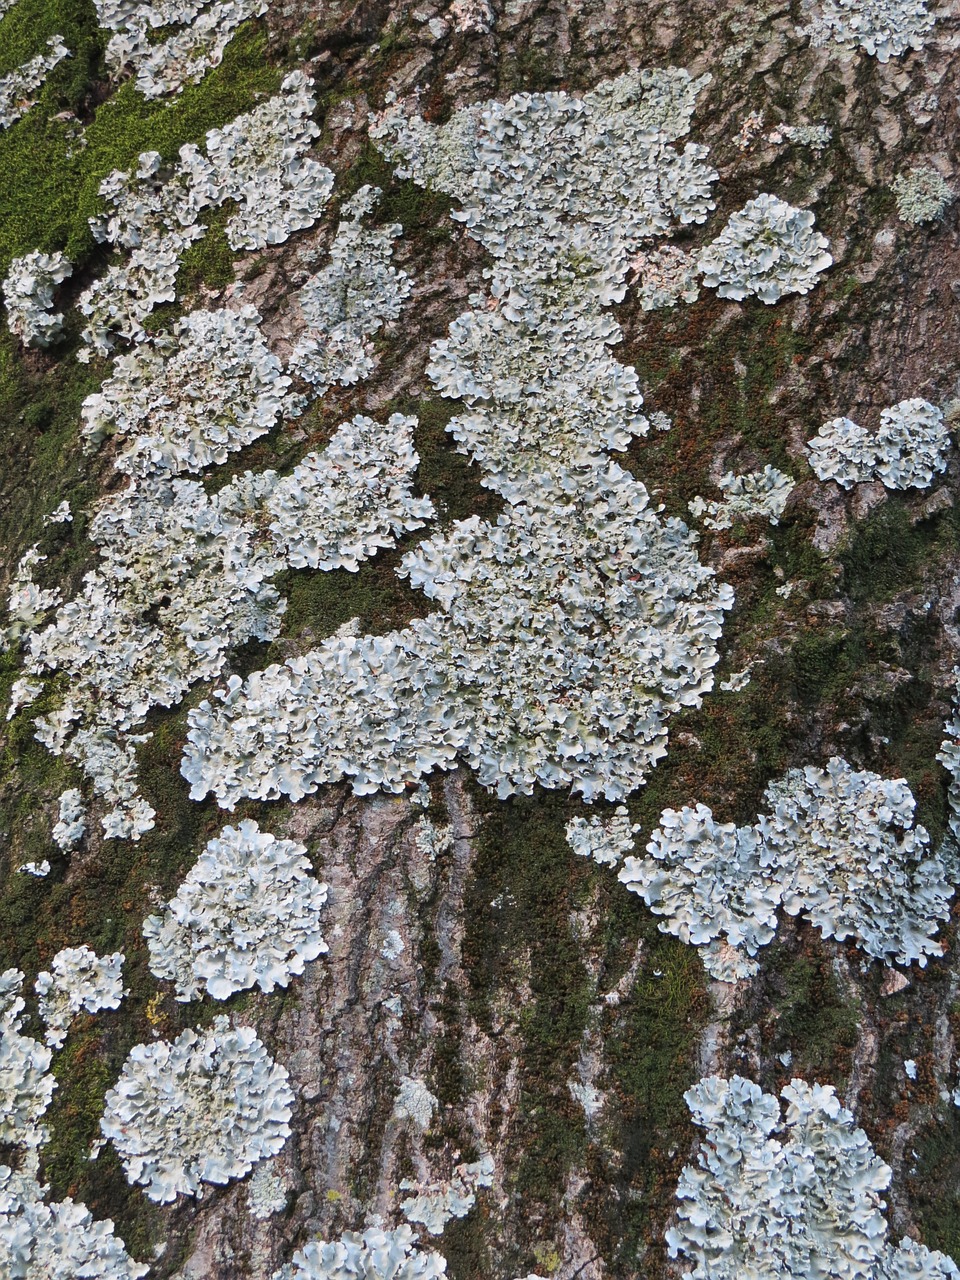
0 20 279 273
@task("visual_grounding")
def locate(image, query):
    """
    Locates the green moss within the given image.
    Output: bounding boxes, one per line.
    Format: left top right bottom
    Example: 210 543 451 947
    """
42 1027 116 1194
269 542 432 654
500 45 562 94
841 497 958 603
596 924 707 1273
457 784 708 1273
760 939 860 1083
626 303 806 504
461 787 593 1214
788 627 863 705
405 394 500 525
914 1107 960 1262
0 20 279 273
0 0 102 98
429 978 470 1108
443 1206 495 1280
342 140 453 238
171 205 236 296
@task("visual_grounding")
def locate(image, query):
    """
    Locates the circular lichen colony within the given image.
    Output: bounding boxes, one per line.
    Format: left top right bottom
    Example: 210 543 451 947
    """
799 0 937 62
0 970 55 1151
143 819 328 1001
80 304 296 477
101 1018 294 1202
1 250 72 348
806 398 951 490
270 1225 447 1280
34 945 125 1049
697 194 832 304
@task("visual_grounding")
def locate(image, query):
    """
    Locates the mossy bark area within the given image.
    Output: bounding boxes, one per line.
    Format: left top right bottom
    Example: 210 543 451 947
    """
2 1 960 1276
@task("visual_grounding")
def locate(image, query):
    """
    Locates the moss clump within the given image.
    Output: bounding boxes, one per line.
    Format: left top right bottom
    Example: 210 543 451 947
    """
0 20 280 273
341 140 453 238
622 300 808 520
841 498 957 604
461 787 593 1213
404 395 500 526
0 0 102 101
0 326 105 561
760 938 860 1083
596 920 707 1275
269 539 433 654
913 1106 960 1262
460 784 709 1272
172 205 236 295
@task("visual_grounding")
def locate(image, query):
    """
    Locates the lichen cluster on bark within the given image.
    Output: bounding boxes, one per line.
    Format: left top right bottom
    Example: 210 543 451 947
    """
1 1 960 1277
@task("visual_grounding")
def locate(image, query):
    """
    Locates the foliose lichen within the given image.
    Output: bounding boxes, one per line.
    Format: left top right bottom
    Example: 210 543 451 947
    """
271 1225 447 1280
181 71 736 809
2 251 73 348
99 0 268 99
0 1165 147 1279
101 1017 294 1203
618 759 955 978
565 806 640 867
697 194 832 304
688 466 795 530
35 946 125 1049
143 819 328 1001
0 37 70 131
892 166 955 224
806 399 950 490
799 0 937 62
0 970 56 1151
668 1073 959 1278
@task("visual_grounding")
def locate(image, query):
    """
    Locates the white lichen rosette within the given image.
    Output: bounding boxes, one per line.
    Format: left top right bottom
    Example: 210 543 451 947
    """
760 758 955 968
892 166 955 225
143 819 328 1002
565 806 640 867
265 413 434 572
204 70 333 251
619 804 779 981
81 305 295 477
800 0 937 62
688 467 795 531
0 969 56 1150
668 1073 960 1279
101 1018 294 1202
0 1166 147 1279
35 946 125 1049
271 1225 447 1280
698 194 832 304
807 399 950 490
2 249 73 347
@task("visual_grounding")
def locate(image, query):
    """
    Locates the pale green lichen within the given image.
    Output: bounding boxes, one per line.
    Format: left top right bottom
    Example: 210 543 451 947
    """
892 166 954 225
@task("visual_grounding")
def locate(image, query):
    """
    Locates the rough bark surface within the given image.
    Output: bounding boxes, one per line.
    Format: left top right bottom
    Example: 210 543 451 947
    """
3 0 960 1277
